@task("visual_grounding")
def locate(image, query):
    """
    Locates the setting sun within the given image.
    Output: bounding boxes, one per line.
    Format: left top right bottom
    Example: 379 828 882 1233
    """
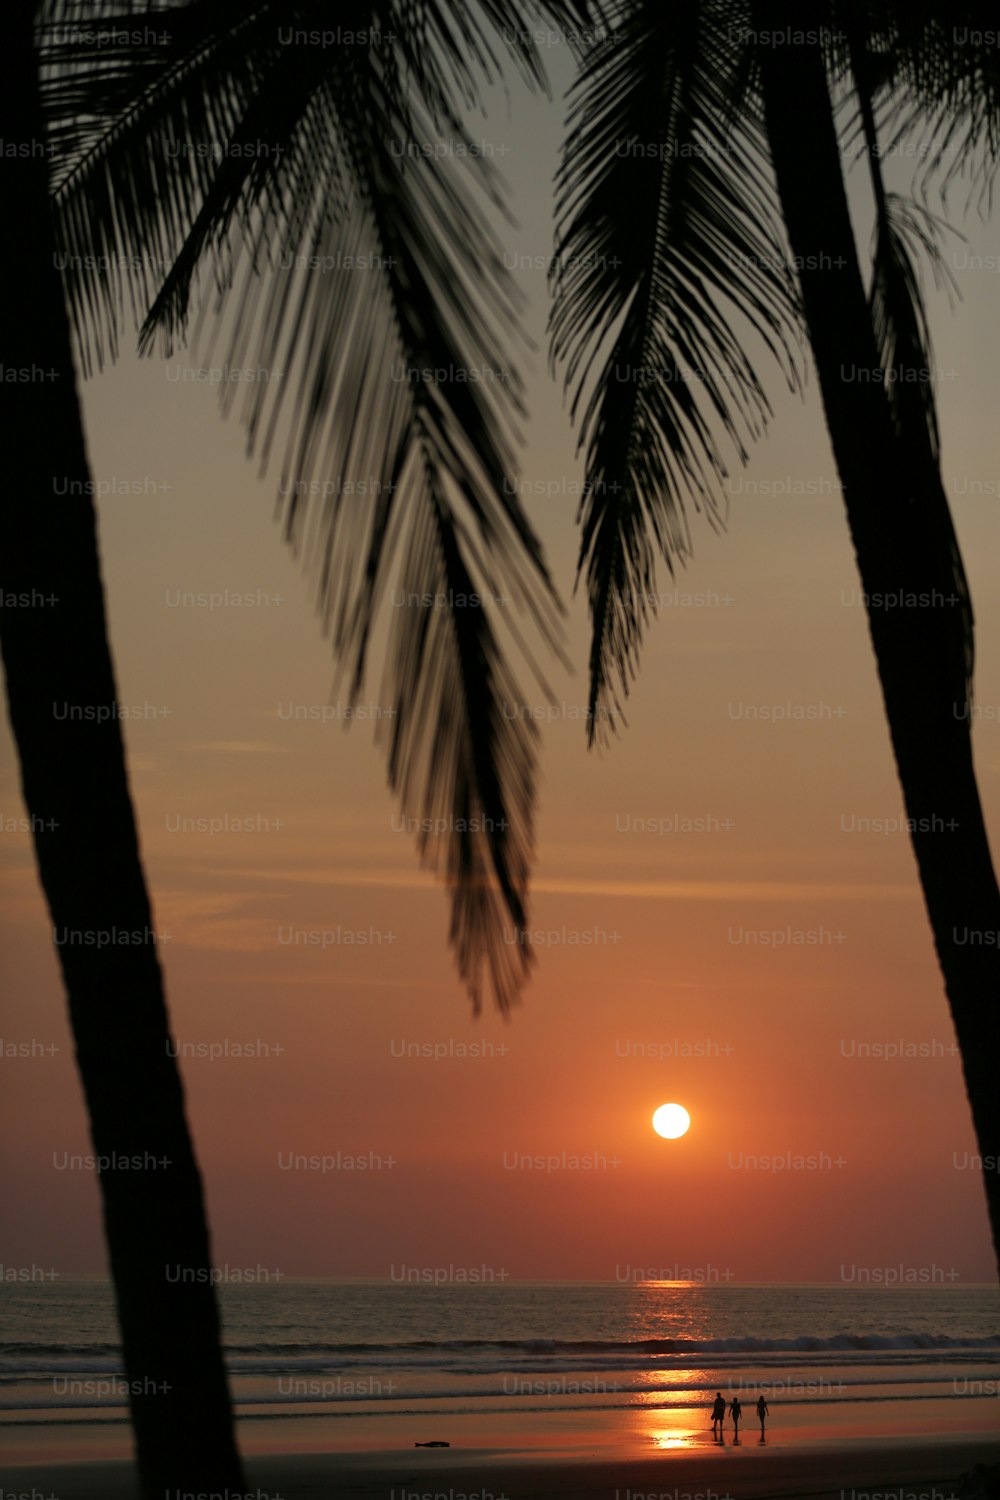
652 1103 691 1139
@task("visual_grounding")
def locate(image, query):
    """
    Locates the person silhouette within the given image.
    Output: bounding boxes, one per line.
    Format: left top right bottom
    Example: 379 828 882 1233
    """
730 1395 742 1440
757 1394 769 1437
711 1391 725 1438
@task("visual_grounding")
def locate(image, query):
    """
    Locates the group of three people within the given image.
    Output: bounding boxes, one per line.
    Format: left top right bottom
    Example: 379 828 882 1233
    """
711 1391 768 1438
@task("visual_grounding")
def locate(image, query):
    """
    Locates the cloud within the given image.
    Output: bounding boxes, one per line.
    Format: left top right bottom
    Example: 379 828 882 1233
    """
201 863 915 903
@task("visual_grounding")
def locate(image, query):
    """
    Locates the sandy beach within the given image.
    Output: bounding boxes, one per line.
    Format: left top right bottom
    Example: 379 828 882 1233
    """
5 1381 1000 1498
5 1435 1000 1500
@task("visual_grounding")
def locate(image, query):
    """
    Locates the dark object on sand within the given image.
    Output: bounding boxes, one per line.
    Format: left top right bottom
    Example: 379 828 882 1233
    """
415 1440 450 1447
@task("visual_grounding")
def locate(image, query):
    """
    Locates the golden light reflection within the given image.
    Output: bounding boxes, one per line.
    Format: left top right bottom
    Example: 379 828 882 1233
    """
626 1366 718 1450
620 1286 725 1450
643 1408 705 1450
634 1363 715 1403
624 1281 713 1344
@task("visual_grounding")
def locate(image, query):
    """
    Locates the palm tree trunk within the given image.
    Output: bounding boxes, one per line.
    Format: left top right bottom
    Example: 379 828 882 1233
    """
1 5 247 1492
752 5 1000 1271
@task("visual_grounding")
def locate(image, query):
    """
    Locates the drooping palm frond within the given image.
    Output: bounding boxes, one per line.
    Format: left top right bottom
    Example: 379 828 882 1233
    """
868 201 975 700
845 30 975 703
855 0 1000 210
36 0 585 1012
549 0 802 745
869 195 960 459
37 0 593 365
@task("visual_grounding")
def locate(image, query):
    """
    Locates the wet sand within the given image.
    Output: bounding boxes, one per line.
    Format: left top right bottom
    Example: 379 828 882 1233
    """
6 1432 1000 1500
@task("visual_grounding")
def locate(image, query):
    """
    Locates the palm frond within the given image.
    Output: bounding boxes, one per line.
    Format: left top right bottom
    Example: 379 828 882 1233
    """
549 0 802 745
848 28 974 700
860 3 1000 210
869 199 974 696
870 195 960 459
37 0 570 1011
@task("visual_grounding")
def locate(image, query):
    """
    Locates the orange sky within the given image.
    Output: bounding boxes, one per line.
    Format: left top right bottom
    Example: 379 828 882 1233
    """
2 52 999 1282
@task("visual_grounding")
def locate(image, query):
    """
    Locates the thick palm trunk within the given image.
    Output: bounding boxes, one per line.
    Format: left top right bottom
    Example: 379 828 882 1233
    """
752 6 1000 1270
1 6 246 1493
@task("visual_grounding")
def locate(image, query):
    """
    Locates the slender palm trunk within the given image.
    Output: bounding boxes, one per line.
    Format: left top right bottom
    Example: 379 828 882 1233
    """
1 6 246 1492
752 6 1000 1270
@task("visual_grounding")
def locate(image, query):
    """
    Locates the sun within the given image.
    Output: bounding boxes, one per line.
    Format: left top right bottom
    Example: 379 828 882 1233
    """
652 1103 691 1139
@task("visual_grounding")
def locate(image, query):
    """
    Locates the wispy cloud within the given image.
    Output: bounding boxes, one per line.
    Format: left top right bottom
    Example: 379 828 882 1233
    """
200 863 914 903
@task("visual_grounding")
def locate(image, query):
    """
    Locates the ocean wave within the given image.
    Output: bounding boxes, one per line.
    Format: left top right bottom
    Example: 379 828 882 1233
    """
227 1333 1000 1356
3 1331 998 1373
3 1332 995 1368
1 1387 994 1424
0 1343 120 1359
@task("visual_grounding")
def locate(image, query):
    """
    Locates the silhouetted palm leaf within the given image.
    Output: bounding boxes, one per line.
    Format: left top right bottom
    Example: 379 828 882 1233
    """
37 0 586 1010
549 0 802 744
848 34 975 701
850 1 1000 208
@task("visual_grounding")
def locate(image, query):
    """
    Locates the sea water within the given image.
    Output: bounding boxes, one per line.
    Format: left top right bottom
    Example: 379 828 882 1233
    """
1 1279 997 1454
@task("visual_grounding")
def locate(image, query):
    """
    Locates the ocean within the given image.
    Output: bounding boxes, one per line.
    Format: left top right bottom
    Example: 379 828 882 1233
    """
2 1279 998 1454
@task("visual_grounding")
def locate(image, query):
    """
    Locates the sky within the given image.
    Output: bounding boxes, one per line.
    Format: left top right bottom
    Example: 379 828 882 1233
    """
2 38 999 1284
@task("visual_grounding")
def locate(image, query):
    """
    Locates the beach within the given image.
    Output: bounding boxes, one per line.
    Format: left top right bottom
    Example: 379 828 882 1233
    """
4 1281 997 1497
6 1434 1000 1500
5 1396 1000 1500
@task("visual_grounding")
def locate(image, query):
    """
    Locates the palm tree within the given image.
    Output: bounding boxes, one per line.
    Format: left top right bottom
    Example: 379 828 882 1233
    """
4 3 244 1492
548 0 1000 1265
753 2 1000 1264
17 0 583 1490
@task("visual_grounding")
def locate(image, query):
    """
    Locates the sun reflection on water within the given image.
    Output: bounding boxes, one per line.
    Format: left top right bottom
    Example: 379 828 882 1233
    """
643 1408 706 1450
621 1285 721 1449
625 1280 715 1343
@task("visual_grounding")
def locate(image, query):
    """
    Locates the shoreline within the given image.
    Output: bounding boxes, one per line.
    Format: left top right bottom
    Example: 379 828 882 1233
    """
5 1435 1000 1500
5 1390 998 1459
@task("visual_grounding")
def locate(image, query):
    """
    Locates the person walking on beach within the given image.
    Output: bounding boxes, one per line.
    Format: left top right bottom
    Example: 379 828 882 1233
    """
730 1395 742 1439
711 1391 725 1438
757 1395 769 1437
